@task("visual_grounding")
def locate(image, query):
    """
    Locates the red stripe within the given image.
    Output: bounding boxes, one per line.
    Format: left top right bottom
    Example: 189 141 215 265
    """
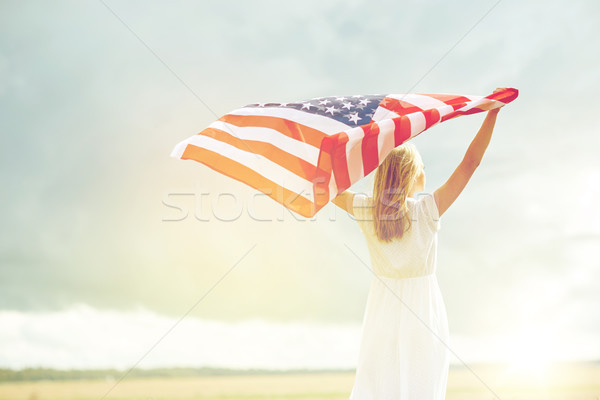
441 106 487 122
329 132 351 193
313 137 335 210
417 93 472 106
441 88 519 122
220 114 326 148
361 123 380 177
486 88 519 104
380 97 423 116
393 116 412 147
423 108 441 130
441 103 468 122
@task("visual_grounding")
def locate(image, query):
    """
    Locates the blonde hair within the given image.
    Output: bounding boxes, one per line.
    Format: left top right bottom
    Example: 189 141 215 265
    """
372 143 424 242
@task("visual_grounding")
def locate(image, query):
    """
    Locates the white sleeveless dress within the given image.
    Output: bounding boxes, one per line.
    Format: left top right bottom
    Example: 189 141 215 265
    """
349 192 450 400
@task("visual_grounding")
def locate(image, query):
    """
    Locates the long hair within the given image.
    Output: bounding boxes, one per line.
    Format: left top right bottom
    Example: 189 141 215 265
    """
372 143 424 242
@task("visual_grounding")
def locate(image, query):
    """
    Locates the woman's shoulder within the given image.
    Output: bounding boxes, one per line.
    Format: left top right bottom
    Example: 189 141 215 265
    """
411 192 441 231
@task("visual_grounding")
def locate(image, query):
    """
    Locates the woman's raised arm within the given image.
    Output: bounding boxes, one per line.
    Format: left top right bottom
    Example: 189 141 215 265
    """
433 89 504 217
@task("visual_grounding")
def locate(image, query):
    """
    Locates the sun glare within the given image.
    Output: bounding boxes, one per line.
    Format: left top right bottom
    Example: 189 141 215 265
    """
502 329 555 384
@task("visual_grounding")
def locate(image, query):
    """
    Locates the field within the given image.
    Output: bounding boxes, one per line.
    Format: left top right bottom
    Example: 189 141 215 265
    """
1 363 599 400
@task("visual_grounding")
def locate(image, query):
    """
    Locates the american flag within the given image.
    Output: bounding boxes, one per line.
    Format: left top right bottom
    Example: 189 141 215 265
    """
171 88 518 217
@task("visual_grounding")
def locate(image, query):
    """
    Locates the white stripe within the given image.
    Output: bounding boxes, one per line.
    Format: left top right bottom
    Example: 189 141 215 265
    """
229 107 350 135
209 121 320 166
387 93 448 110
345 126 365 184
407 113 426 137
459 97 502 112
460 94 482 102
437 104 456 118
177 135 314 202
171 140 187 159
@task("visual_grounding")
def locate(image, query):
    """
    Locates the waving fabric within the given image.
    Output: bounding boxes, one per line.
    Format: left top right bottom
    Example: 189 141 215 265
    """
171 88 518 217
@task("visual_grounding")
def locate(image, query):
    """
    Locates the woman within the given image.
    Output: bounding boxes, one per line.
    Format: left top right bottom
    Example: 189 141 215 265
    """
332 89 503 399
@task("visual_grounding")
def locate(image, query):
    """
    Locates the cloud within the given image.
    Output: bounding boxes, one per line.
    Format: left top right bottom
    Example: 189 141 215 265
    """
0 305 362 370
1 304 598 370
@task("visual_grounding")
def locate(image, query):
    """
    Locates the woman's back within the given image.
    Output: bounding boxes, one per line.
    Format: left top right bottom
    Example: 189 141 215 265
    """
353 192 441 279
350 191 449 400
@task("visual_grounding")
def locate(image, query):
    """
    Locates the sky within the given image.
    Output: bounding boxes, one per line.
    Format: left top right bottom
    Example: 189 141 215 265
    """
0 0 599 372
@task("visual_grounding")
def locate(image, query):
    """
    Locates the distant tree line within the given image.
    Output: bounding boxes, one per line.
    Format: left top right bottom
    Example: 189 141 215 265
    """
0 367 353 382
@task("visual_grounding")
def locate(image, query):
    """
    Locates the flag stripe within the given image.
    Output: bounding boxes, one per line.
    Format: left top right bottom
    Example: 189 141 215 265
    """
377 119 396 168
407 113 427 137
361 123 380 176
229 107 350 134
393 116 412 147
380 98 423 117
330 133 351 192
440 103 471 122
220 114 326 149
418 93 473 105
424 109 442 131
346 126 366 185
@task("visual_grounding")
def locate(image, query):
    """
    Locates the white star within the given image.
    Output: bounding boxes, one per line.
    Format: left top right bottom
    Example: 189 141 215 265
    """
352 94 363 98
280 103 288 107
342 102 353 110
359 98 370 106
257 103 266 107
318 99 331 105
336 96 347 102
301 102 313 110
347 112 361 124
325 106 339 115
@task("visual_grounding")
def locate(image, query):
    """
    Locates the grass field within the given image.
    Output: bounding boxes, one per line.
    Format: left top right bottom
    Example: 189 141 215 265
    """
1 363 599 400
